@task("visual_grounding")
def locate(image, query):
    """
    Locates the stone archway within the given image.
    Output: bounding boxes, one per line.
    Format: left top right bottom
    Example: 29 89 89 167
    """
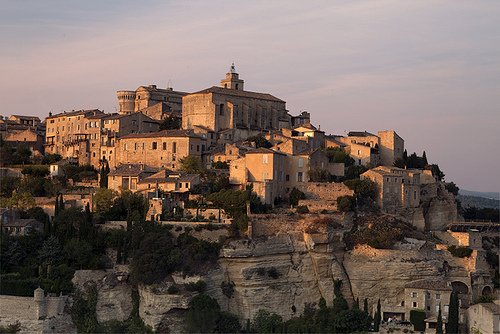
482 285 492 295
451 281 469 294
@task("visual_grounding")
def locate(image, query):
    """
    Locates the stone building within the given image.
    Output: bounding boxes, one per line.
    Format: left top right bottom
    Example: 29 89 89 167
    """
360 166 421 212
114 129 204 170
107 163 159 192
467 301 500 334
44 109 159 167
182 65 292 138
335 130 404 167
117 85 188 118
3 127 45 155
2 218 44 235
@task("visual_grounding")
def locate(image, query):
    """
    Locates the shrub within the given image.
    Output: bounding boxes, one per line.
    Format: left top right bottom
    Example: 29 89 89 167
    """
167 285 179 294
289 187 306 207
296 205 309 214
267 267 280 279
447 245 473 258
410 309 426 331
337 195 356 212
185 280 207 293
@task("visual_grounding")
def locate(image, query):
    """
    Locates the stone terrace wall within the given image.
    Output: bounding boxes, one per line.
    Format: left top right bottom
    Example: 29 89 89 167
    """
297 182 353 200
0 294 66 320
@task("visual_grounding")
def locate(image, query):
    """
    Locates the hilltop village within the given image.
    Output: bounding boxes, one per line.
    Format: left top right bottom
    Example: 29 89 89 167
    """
0 66 499 334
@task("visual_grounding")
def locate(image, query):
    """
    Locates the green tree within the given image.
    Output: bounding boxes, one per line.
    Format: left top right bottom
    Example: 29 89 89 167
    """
38 236 62 267
447 291 459 334
246 135 272 148
179 156 206 175
307 167 331 182
252 309 283 333
63 238 93 269
410 309 426 331
322 147 354 166
99 161 110 188
186 294 221 333
289 187 306 207
93 188 118 223
159 114 181 130
436 304 443 334
332 279 349 313
353 297 360 310
215 312 241 333
374 299 381 331
363 298 368 315
336 195 356 212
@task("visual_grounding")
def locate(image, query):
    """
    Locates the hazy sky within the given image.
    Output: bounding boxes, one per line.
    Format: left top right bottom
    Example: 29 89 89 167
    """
1 1 499 192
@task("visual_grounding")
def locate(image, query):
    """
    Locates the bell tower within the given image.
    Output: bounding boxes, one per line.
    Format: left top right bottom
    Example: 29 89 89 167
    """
221 63 244 90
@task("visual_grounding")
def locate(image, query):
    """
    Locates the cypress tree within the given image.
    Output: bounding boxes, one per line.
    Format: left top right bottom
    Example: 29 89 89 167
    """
54 194 59 217
447 291 459 334
353 297 360 310
364 298 369 315
59 194 64 211
422 151 428 166
436 304 443 334
374 299 381 331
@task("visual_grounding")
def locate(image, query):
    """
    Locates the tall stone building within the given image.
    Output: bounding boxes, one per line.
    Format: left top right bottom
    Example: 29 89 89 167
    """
182 65 292 141
44 109 159 167
117 85 188 119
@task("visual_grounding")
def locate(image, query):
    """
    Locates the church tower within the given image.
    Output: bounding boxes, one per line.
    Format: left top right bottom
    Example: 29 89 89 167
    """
220 63 244 90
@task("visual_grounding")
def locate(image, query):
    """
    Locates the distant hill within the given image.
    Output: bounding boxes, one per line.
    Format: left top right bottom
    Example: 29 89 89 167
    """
459 189 499 200
457 194 500 209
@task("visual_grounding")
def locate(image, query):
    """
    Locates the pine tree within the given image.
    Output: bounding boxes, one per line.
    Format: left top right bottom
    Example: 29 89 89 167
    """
436 304 443 334
447 291 459 334
374 299 381 331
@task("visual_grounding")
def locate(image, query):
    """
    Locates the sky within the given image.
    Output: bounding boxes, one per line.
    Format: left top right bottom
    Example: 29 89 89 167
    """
1 0 499 192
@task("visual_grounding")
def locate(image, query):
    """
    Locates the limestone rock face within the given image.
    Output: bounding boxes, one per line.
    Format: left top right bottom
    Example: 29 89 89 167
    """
420 183 458 231
138 286 191 331
72 268 133 322
212 232 351 323
342 245 472 313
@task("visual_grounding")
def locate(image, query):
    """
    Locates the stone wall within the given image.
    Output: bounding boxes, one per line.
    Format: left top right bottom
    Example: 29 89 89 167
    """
297 182 353 201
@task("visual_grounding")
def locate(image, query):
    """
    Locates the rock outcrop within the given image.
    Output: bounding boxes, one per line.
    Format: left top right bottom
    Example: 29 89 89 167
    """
72 266 133 323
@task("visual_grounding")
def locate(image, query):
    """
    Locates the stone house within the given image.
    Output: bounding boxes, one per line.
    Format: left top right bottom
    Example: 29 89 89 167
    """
335 130 404 167
137 170 201 194
2 218 44 235
114 129 204 170
3 127 45 155
467 301 500 334
361 166 421 213
49 160 69 178
107 164 159 192
8 115 41 127
182 66 292 134
345 141 379 166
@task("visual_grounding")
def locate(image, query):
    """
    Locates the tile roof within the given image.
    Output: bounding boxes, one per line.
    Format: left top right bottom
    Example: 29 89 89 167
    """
46 109 103 119
404 279 452 291
109 164 159 176
189 86 285 103
348 131 377 137
3 219 42 228
119 129 201 139
245 147 286 155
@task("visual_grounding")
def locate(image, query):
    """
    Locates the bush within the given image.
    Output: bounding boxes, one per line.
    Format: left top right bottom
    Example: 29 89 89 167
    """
296 205 309 214
447 245 473 258
410 309 426 331
289 187 306 207
167 285 179 294
185 280 207 293
337 195 356 212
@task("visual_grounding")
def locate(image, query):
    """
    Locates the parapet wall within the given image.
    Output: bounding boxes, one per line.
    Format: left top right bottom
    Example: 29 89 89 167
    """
0 293 66 321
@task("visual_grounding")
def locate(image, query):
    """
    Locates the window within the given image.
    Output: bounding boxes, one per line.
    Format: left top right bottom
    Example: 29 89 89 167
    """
135 143 138 150
262 173 268 180
414 191 417 200
412 292 417 298
427 306 430 311
436 294 440 300
263 155 268 164
412 302 417 308
219 104 224 115
142 143 145 150
172 142 177 153
298 158 304 167
163 142 166 150
197 145 199 151
152 142 157 150
286 174 290 182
